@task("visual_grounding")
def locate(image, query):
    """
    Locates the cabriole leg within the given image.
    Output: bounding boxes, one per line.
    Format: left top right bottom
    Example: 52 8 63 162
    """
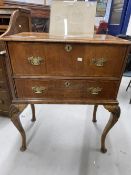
92 105 98 122
9 104 27 151
31 104 36 122
101 105 121 153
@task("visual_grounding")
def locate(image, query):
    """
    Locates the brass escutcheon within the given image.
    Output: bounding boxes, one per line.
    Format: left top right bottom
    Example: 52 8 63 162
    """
32 86 46 94
65 81 71 88
65 44 72 52
88 87 102 95
91 58 107 67
28 56 43 66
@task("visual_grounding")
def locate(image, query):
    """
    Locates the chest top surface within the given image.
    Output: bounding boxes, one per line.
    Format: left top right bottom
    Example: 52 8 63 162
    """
2 32 131 45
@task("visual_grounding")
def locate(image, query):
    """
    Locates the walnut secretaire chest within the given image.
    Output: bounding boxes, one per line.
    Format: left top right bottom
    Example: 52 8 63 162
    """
2 32 131 152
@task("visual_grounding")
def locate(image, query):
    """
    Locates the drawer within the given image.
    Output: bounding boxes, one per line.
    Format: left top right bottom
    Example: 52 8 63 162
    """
8 42 127 77
15 79 119 100
0 90 11 111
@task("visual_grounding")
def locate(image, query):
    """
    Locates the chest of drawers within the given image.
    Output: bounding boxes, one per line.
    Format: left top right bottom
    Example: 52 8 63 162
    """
2 32 131 152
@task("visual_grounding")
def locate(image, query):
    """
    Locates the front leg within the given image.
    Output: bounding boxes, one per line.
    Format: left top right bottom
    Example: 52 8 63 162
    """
101 105 120 153
31 104 36 122
9 104 27 151
92 105 98 122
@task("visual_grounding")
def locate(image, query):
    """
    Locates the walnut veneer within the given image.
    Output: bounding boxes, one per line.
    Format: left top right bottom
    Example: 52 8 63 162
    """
2 32 131 152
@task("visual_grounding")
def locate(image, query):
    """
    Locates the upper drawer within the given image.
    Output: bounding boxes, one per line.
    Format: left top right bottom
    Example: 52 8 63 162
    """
8 42 127 77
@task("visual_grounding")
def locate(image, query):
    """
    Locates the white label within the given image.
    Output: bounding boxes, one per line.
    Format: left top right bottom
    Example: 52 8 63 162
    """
77 57 83 62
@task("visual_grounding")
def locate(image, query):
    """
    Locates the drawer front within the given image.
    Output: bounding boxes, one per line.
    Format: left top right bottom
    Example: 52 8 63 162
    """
0 90 10 111
15 79 118 100
8 42 46 75
8 42 127 77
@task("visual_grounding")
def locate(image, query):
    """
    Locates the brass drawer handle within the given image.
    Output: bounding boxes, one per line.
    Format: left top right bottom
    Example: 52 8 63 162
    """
65 81 71 88
88 87 102 95
65 44 72 52
28 56 43 66
32 86 46 94
91 58 107 67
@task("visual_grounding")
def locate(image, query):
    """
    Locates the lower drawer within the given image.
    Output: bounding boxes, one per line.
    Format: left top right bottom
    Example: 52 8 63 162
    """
15 79 119 100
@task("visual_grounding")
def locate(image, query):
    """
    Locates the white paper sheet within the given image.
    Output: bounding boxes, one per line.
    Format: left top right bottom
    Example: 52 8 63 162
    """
49 1 97 37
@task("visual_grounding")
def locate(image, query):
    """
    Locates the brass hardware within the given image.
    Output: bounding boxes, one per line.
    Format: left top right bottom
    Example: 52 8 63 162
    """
65 44 72 52
32 86 46 94
28 56 43 66
88 87 102 95
91 58 107 67
65 81 71 88
0 50 6 55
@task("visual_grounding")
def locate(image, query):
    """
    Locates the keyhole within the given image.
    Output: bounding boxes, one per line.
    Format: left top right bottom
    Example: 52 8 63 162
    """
65 81 70 87
65 44 72 52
